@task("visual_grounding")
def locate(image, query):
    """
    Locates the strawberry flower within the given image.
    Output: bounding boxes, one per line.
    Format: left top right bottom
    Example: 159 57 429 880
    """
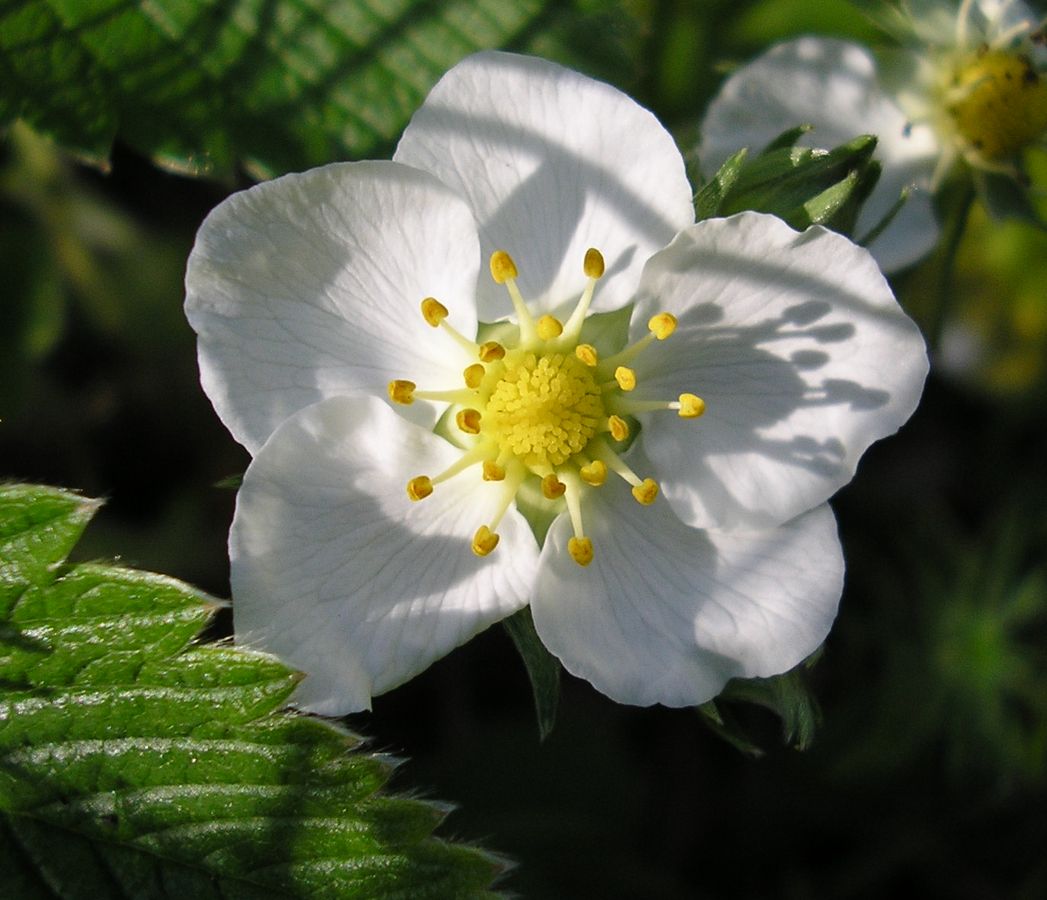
699 0 1047 272
186 52 927 714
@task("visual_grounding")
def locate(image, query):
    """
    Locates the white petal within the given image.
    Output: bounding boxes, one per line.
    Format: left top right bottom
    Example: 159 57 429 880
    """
532 484 843 707
698 37 940 272
395 51 694 319
230 394 539 715
186 161 481 454
631 213 928 530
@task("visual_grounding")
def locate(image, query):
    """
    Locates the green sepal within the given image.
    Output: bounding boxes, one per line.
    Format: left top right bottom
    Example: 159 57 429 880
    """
760 124 814 155
694 148 748 220
577 304 633 358
502 607 561 741
719 135 881 235
697 657 823 756
858 183 910 248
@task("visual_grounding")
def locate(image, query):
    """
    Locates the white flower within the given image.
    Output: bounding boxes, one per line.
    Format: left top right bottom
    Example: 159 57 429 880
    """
185 51 928 715
698 0 1047 272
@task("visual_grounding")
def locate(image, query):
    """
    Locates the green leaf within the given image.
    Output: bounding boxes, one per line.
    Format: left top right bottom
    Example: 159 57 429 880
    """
0 0 572 178
0 484 505 899
502 607 560 741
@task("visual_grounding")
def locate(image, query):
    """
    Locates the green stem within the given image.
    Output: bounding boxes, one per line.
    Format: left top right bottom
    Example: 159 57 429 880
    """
929 181 976 353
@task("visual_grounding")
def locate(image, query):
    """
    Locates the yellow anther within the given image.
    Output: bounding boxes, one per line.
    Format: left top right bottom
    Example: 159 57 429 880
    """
407 476 433 501
482 460 506 481
463 363 485 389
678 393 706 418
541 473 567 500
608 415 630 442
472 525 500 557
575 344 599 367
583 248 605 279
456 408 482 435
614 366 637 392
568 536 594 567
631 478 659 505
479 341 506 363
537 315 564 340
421 297 448 327
648 312 677 340
388 380 416 405
579 460 607 486
490 250 518 284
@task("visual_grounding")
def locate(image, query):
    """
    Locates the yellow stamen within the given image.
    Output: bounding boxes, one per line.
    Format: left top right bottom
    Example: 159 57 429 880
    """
474 462 528 556
421 297 448 327
568 536 594 567
406 475 433 501
631 478 659 505
472 525 499 557
541 473 567 500
479 341 506 362
537 315 564 341
490 250 536 343
677 393 706 418
405 244 681 572
575 344 598 366
583 248 605 279
388 380 416 404
579 459 607 486
482 460 506 481
608 415 630 442
614 366 637 391
430 446 488 485
412 388 478 405
489 250 518 284
601 332 657 370
456 408 482 434
463 363 485 389
591 438 647 491
612 392 707 417
648 312 677 340
563 248 606 339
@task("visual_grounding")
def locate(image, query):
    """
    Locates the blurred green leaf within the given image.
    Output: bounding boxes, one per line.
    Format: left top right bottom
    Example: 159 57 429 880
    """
502 607 560 742
728 0 883 47
974 169 1046 230
0 484 505 899
0 0 594 179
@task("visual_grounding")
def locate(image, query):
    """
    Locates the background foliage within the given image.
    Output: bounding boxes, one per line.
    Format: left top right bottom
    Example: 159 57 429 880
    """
0 485 504 898
2 0 1046 896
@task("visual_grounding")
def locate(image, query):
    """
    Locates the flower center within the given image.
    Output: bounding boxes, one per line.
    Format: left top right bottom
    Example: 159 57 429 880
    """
388 248 705 567
945 49 1047 161
484 350 603 468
